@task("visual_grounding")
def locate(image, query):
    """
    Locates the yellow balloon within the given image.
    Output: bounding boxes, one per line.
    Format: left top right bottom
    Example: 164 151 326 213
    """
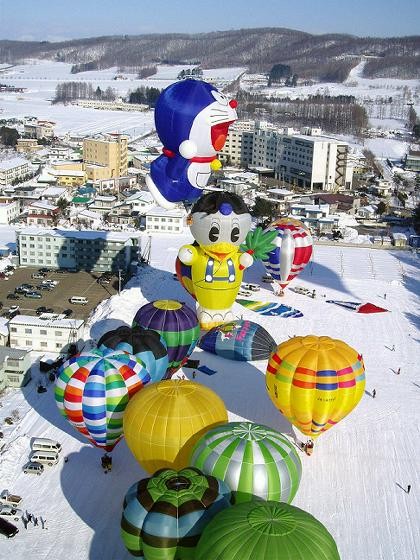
123 380 228 473
266 335 365 439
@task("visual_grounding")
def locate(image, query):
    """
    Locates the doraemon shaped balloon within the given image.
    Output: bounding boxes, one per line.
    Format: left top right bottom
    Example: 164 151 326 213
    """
177 192 253 330
146 79 238 209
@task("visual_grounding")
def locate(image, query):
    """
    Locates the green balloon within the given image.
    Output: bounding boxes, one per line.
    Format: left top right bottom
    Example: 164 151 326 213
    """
195 501 340 560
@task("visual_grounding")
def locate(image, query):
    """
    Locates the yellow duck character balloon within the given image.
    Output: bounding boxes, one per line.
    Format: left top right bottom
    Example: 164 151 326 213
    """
177 192 253 330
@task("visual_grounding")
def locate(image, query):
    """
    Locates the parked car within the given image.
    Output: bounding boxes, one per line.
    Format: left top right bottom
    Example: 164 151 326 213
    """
8 306 19 314
25 291 42 299
32 272 46 279
7 309 20 319
36 306 48 315
20 284 34 290
97 277 110 284
39 268 51 273
0 517 19 538
56 269 68 274
38 284 53 291
23 462 44 475
0 490 22 507
62 309 73 317
4 265 15 272
6 293 19 300
0 504 22 522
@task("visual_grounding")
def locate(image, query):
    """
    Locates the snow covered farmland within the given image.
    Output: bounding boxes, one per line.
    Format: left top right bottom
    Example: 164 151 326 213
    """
0 233 419 560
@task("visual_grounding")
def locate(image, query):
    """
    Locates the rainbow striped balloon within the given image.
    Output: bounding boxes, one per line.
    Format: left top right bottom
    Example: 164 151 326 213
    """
190 422 302 504
266 335 365 439
55 347 151 451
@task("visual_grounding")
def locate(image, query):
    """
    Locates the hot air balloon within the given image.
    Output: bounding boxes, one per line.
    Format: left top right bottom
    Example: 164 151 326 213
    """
266 335 365 440
145 79 238 209
195 501 341 560
97 325 169 383
123 379 228 473
198 320 277 361
262 217 313 291
55 347 151 452
190 422 302 504
121 467 232 559
132 300 199 376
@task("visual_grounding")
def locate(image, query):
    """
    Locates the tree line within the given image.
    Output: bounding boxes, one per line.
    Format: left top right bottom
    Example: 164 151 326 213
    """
53 82 117 103
128 86 161 106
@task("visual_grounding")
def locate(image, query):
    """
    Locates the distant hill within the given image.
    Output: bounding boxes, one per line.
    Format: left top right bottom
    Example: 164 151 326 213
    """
0 28 419 81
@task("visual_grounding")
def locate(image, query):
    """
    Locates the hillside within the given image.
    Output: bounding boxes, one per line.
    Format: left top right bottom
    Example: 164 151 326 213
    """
0 28 419 81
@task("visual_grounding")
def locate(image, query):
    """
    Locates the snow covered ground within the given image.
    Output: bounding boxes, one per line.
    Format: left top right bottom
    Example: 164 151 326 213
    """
0 232 419 560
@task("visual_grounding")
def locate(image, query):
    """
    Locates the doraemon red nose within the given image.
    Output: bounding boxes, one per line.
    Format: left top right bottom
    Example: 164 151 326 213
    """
211 120 235 151
229 99 238 109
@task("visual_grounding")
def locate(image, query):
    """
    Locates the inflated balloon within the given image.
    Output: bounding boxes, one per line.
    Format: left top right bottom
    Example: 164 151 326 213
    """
98 325 168 382
55 348 150 451
146 79 238 209
266 335 365 439
123 379 228 473
190 422 302 503
195 501 340 560
121 467 232 558
177 191 253 330
262 217 313 290
198 320 277 361
132 300 199 376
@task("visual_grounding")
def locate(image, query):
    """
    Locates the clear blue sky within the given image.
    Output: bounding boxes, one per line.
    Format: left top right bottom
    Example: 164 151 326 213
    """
0 0 419 41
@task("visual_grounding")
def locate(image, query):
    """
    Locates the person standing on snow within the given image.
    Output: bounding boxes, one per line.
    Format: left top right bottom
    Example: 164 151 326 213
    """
372 389 376 398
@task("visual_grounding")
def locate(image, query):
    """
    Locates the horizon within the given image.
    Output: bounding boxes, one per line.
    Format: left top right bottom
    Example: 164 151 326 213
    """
0 0 419 41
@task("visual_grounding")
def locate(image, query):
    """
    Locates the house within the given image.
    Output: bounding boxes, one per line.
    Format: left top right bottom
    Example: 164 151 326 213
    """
123 191 155 214
391 232 408 247
89 195 117 215
16 138 41 154
145 206 186 234
404 151 420 172
357 205 377 219
0 157 30 187
26 200 60 226
264 188 296 214
289 203 340 232
24 119 55 140
0 347 32 389
8 315 84 353
370 180 392 197
69 208 103 229
41 186 67 204
313 193 360 215
106 202 137 227
0 198 20 224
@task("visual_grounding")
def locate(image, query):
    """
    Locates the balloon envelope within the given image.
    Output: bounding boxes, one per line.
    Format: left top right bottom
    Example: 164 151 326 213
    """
121 467 232 559
132 300 200 375
266 335 365 439
55 347 151 451
195 501 340 560
123 379 228 473
198 320 277 361
98 325 168 382
262 218 313 289
190 422 302 503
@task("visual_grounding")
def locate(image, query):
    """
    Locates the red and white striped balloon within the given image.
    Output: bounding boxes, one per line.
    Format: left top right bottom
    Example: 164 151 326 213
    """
262 218 313 289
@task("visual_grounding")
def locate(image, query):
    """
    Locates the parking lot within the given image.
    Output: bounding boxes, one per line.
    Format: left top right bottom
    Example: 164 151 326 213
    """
0 267 119 321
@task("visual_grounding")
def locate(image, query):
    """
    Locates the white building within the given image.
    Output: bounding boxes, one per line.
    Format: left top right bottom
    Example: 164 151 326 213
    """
89 195 117 215
0 318 9 346
0 347 32 389
124 191 155 214
289 203 340 232
69 208 103 229
219 121 256 166
8 315 85 353
0 157 30 187
0 198 20 224
145 206 186 234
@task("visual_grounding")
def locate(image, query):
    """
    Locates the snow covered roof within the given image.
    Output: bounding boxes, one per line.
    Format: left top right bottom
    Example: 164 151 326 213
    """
146 206 187 218
9 314 84 329
41 187 67 197
0 346 30 360
78 209 102 220
94 195 117 202
125 191 154 203
0 157 29 170
267 188 294 196
0 317 9 337
28 200 58 211
17 227 142 242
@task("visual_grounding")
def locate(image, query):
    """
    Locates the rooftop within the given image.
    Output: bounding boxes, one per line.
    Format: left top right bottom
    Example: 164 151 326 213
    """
9 314 84 329
146 206 187 218
0 157 30 171
17 227 142 242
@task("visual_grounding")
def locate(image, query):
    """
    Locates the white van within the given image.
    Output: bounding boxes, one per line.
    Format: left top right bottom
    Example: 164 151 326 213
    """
30 450 59 466
69 296 88 305
32 438 62 453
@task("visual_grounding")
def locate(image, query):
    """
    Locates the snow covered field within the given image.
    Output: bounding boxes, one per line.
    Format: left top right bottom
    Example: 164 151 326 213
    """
0 232 419 560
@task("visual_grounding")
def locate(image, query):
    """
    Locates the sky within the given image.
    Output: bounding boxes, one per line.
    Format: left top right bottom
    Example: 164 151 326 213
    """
0 0 419 41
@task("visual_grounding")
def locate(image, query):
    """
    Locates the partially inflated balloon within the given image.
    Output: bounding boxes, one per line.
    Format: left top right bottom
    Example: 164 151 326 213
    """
121 467 232 559
196 501 340 560
266 335 365 439
55 348 150 451
132 300 199 376
98 325 168 382
190 422 302 504
123 380 228 473
262 217 313 290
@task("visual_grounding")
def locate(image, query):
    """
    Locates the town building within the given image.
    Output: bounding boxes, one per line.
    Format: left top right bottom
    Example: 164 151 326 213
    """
69 208 103 229
0 347 32 389
219 120 255 166
0 157 30 187
8 315 84 354
0 197 20 224
24 119 55 140
145 206 186 234
17 228 141 272
83 133 128 181
16 138 41 154
0 318 8 346
289 203 340 232
312 193 360 215
404 151 420 173
89 195 118 215
26 200 60 227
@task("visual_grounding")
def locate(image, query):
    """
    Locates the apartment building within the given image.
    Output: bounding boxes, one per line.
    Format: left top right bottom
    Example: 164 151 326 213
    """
0 347 32 389
0 157 30 187
0 198 20 224
219 120 255 166
83 133 128 181
8 315 84 353
17 228 141 272
145 206 186 234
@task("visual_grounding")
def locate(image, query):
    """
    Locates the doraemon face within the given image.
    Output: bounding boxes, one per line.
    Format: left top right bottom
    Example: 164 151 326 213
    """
189 89 238 157
190 205 251 258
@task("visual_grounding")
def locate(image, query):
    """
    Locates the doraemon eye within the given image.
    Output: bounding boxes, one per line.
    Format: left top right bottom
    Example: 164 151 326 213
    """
209 222 220 242
211 90 229 106
231 226 240 243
